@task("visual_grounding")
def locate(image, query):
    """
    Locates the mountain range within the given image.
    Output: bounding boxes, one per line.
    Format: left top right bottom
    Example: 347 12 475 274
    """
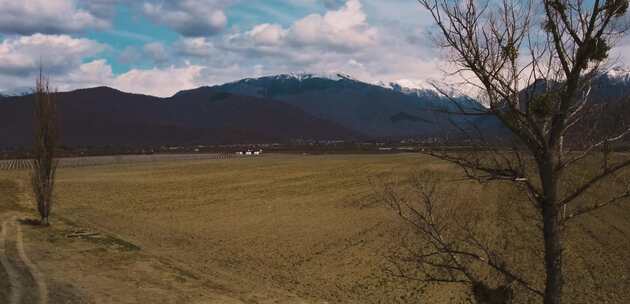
190 73 484 138
0 86 358 148
1 69 629 149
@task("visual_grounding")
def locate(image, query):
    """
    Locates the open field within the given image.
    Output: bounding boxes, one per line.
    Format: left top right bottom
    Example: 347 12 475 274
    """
1 153 629 303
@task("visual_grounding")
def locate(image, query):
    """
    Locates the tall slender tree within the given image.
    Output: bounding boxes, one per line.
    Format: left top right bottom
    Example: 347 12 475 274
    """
32 69 58 226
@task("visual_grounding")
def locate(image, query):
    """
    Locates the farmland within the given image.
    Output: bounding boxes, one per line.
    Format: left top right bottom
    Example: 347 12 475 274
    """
0 153 252 171
1 153 629 303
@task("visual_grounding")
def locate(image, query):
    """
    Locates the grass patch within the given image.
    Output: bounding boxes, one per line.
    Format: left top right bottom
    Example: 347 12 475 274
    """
0 179 23 213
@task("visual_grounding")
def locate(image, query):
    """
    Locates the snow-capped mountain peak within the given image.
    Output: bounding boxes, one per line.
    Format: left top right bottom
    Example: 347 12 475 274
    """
230 72 357 86
257 72 357 82
384 79 438 91
233 72 479 99
604 66 630 82
377 78 478 99
0 87 32 97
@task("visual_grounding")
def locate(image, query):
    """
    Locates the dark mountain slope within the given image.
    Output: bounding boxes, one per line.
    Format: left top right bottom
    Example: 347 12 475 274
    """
0 87 358 148
3 69 627 149
204 74 486 138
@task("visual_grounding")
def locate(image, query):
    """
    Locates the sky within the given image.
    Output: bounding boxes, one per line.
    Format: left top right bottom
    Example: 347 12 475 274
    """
0 0 448 97
0 0 628 97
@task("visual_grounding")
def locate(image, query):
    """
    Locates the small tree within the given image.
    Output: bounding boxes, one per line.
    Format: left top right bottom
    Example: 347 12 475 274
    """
32 70 58 226
384 1 630 303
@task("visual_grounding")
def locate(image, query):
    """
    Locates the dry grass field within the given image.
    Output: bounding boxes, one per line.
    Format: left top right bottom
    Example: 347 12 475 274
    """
1 153 629 303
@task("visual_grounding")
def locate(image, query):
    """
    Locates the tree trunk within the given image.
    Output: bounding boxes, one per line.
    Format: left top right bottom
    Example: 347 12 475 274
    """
540 156 564 304
40 200 50 226
542 205 563 304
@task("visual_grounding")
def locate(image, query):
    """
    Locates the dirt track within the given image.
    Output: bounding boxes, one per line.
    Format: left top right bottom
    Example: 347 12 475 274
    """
0 214 48 304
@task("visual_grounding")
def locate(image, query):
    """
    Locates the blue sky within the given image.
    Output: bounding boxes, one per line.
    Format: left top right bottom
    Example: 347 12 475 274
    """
0 0 627 97
85 4 180 74
85 1 330 74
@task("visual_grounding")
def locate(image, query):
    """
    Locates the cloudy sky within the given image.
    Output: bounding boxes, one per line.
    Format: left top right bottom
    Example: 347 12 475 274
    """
0 0 449 97
1 0 628 97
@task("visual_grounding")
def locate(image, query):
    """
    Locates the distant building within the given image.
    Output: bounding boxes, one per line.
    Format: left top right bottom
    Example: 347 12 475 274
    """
236 149 263 156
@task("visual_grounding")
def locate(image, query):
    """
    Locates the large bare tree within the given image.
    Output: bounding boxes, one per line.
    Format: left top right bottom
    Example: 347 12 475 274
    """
32 70 58 226
385 0 630 303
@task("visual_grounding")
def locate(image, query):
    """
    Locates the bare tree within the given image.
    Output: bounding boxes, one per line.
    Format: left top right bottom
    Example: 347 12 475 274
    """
384 1 630 303
32 69 58 226
382 173 534 303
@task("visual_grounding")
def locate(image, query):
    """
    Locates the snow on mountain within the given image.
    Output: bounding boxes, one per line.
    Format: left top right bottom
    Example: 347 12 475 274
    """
377 80 441 98
237 72 357 84
603 66 630 83
379 66 630 100
380 79 437 92
0 87 32 97
377 78 479 100
286 72 356 81
231 72 481 100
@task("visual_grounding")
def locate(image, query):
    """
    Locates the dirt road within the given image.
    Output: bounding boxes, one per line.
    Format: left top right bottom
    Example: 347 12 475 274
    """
0 214 48 304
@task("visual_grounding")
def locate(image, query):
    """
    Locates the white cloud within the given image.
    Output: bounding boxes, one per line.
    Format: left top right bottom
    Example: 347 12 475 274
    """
227 0 377 52
111 65 205 97
61 59 115 90
34 60 204 97
176 38 215 57
118 47 142 65
289 0 378 49
0 34 105 76
0 0 110 35
610 35 630 67
61 61 205 98
199 0 441 85
143 0 229 37
0 35 204 97
249 24 287 46
81 0 121 20
144 42 169 64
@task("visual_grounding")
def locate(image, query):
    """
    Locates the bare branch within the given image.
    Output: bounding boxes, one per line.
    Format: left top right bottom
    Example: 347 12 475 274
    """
564 188 630 222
